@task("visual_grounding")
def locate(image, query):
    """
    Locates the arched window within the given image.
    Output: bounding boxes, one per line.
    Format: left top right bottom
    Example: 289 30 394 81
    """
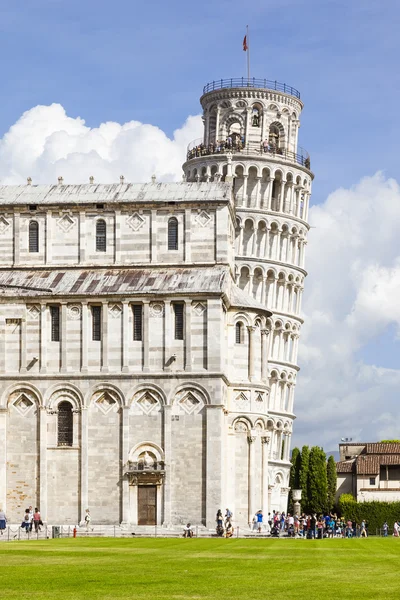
235 322 244 344
29 221 39 253
168 217 178 250
96 219 106 252
57 401 73 446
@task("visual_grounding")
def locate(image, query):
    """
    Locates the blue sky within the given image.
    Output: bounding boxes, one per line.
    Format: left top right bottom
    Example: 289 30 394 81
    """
0 0 400 449
1 0 400 203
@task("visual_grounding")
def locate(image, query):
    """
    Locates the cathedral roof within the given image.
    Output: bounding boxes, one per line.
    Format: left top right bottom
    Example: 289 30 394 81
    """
0 182 231 205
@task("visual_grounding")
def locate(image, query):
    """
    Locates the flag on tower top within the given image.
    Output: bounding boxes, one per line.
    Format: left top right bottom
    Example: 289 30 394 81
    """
243 35 248 51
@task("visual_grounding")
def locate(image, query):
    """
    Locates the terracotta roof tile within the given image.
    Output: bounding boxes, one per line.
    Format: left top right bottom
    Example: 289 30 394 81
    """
365 443 400 454
336 460 355 473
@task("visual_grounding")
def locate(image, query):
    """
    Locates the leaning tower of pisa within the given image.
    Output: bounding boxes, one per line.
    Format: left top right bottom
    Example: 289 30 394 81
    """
183 78 313 515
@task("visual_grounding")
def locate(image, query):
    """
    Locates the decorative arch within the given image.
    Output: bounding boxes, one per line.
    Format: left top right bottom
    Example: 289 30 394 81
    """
86 382 125 408
232 416 253 433
129 441 165 463
2 382 42 409
171 383 209 415
47 386 82 411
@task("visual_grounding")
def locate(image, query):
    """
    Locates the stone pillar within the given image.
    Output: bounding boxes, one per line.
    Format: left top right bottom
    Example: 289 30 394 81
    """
151 209 158 263
122 301 130 373
184 209 191 263
121 405 130 524
206 405 224 528
101 301 109 372
261 435 271 525
184 300 192 371
13 211 20 266
242 175 248 207
215 107 221 142
0 409 7 512
163 300 171 371
114 209 121 264
247 433 257 524
204 110 210 146
20 317 27 373
292 489 302 517
143 301 150 372
80 407 88 523
39 407 48 520
247 326 256 382
162 405 172 526
285 433 292 461
261 329 269 383
251 224 257 256
238 225 244 255
81 302 88 373
60 302 68 373
263 228 270 260
45 210 52 264
40 303 47 373
266 177 274 211
278 180 286 212
79 211 86 264
254 177 261 209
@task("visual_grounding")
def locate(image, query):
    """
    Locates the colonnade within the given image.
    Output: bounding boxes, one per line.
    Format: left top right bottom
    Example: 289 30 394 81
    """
237 269 304 316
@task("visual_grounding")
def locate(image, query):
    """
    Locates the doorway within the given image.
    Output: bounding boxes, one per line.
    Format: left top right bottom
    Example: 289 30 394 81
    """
138 485 157 525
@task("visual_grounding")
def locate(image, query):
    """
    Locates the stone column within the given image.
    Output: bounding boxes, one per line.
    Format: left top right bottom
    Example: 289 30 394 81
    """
163 300 171 371
39 407 48 520
247 433 257 524
60 302 68 373
121 405 130 524
238 225 244 255
45 210 52 264
266 177 274 211
242 175 248 207
261 329 269 383
215 107 221 141
206 405 224 528
20 317 27 373
204 110 210 146
162 405 172 526
285 433 292 461
79 211 86 264
114 209 121 264
0 409 7 512
80 407 88 522
184 209 191 263
81 302 88 373
254 177 261 209
278 180 286 212
247 326 256 382
101 301 109 372
263 227 270 260
13 211 20 265
261 435 271 524
143 301 150 372
184 300 192 372
151 209 158 263
122 301 130 373
40 303 47 373
251 224 257 256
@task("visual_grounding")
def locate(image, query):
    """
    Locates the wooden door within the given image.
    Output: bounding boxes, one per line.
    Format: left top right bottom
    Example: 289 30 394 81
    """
138 486 157 525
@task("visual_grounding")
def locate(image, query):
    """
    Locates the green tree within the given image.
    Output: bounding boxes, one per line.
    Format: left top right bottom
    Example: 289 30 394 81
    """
307 446 328 514
299 445 310 512
326 455 337 511
288 447 301 513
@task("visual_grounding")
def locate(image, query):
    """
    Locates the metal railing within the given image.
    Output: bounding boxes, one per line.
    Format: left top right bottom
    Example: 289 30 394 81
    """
186 139 311 170
125 461 165 472
202 78 301 100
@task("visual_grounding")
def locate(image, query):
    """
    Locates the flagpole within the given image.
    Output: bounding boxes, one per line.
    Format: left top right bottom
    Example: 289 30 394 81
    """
247 25 250 83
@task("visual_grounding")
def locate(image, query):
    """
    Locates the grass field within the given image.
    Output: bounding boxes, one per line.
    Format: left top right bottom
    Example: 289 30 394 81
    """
0 537 398 599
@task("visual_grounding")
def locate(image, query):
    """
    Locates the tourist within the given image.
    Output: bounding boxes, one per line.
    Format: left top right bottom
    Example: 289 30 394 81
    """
33 508 42 533
256 510 263 533
224 508 232 525
0 508 6 535
216 510 224 537
225 520 234 538
28 505 34 532
393 521 399 537
84 508 92 532
383 521 388 537
183 523 193 538
22 509 31 534
360 520 367 538
309 514 316 539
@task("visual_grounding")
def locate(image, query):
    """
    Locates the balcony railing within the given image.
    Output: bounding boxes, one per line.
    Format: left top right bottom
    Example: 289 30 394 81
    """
186 138 311 170
202 78 301 100
125 461 165 473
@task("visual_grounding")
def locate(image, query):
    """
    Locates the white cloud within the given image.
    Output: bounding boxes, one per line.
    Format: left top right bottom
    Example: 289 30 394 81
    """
295 172 400 450
0 103 203 185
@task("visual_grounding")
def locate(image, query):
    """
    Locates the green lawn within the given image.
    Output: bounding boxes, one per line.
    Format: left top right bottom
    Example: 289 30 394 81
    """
0 537 397 599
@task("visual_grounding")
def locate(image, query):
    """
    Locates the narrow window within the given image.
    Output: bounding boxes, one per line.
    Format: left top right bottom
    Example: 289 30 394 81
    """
168 217 178 250
57 401 73 446
133 305 143 341
92 305 101 341
235 322 243 344
50 306 60 342
96 219 106 252
369 477 376 486
173 303 184 340
29 221 39 253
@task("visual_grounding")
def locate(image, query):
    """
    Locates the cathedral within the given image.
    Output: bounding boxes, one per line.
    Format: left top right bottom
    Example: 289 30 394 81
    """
0 77 312 527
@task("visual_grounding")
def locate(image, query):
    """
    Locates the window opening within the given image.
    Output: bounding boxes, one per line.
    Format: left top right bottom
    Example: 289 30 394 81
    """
168 217 178 250
173 303 184 340
50 306 60 342
57 401 73 446
96 219 106 252
235 322 243 344
92 306 101 341
29 221 39 253
133 305 143 341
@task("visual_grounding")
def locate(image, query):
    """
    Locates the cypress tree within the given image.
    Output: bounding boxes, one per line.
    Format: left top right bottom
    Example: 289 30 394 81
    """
288 447 300 513
327 455 337 511
307 446 328 514
299 445 310 512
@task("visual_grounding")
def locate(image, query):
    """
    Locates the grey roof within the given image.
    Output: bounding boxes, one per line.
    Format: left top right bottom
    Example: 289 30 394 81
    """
0 266 229 297
0 182 231 206
229 285 272 314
